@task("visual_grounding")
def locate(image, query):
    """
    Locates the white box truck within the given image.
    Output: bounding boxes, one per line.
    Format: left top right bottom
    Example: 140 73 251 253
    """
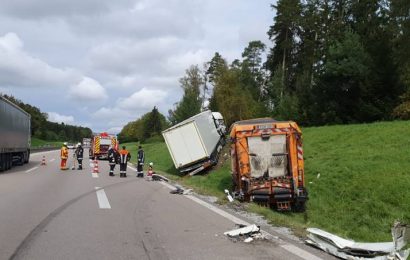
162 110 226 175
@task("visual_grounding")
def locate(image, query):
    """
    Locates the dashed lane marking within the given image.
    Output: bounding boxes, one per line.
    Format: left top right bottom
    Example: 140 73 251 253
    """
95 187 111 209
91 172 99 178
25 166 39 173
49 158 55 162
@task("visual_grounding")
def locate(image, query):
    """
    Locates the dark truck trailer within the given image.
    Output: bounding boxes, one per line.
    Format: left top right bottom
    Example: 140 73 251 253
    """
0 96 31 172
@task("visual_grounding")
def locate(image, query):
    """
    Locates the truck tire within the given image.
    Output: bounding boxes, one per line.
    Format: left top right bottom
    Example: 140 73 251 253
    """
0 154 4 172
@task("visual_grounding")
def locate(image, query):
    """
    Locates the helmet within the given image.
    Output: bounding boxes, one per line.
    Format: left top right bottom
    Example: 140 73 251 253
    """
149 162 153 166
63 142 68 146
77 143 81 146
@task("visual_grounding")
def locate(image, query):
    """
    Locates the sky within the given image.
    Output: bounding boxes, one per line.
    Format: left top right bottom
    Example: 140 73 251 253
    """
0 0 275 133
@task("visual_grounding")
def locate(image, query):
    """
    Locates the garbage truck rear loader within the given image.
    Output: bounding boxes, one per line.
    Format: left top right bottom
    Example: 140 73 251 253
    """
230 118 308 211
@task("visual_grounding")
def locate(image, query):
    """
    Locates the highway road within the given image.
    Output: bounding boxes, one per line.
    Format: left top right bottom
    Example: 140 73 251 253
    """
0 149 334 260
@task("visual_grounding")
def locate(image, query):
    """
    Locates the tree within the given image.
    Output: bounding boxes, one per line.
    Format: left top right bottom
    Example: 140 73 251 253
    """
170 65 203 124
142 106 163 140
266 0 302 93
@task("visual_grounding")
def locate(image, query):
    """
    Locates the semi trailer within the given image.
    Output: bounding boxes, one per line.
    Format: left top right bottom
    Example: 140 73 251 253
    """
0 96 31 172
230 118 308 211
162 110 226 175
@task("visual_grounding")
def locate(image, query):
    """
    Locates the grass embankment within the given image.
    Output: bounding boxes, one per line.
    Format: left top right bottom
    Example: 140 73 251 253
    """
124 120 410 242
31 137 63 148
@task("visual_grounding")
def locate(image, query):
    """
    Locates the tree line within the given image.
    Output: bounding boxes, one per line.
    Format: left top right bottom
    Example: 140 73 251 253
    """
122 0 410 141
169 0 410 127
1 94 92 142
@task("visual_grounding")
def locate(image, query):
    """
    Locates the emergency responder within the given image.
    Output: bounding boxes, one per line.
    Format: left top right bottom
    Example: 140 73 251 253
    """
119 146 131 178
75 143 83 170
107 146 118 176
60 142 69 170
136 145 145 177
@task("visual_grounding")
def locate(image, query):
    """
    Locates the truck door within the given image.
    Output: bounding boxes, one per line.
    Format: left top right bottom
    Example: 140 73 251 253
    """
247 135 287 178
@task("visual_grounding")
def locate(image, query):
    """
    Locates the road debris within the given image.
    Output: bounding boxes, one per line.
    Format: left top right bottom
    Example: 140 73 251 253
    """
151 174 169 182
224 189 234 202
224 224 266 243
169 185 193 195
306 222 409 260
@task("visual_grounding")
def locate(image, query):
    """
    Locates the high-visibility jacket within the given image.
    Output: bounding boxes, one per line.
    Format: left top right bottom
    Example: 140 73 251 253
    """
119 149 130 164
61 146 68 159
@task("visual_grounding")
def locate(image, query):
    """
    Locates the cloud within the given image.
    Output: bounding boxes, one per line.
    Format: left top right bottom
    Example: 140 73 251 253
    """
68 77 108 102
0 32 80 88
118 88 167 110
0 0 134 19
106 127 122 134
47 112 74 124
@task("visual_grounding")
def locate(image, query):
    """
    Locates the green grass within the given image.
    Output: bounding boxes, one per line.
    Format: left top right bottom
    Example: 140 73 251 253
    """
124 120 410 242
31 137 63 148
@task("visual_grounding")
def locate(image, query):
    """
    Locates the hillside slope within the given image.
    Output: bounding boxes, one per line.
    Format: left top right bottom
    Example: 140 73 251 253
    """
127 120 410 242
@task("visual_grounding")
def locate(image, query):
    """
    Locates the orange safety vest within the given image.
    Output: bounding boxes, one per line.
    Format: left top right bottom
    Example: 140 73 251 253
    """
61 146 68 159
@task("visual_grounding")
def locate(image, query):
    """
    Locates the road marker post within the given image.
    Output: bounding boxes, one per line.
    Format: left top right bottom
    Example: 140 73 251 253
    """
41 156 46 166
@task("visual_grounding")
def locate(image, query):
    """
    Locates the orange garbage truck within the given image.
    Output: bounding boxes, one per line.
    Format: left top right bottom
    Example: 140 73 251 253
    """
229 118 308 212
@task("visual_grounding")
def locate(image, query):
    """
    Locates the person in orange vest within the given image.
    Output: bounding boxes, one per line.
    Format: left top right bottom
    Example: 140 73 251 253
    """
60 142 69 170
118 146 131 178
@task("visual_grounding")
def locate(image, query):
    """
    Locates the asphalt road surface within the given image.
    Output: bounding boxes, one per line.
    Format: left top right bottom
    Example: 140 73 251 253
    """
0 149 334 260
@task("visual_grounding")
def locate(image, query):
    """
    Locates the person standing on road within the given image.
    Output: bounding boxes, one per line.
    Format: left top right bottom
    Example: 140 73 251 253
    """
136 145 145 177
60 142 69 170
75 143 83 170
108 146 118 176
119 146 131 178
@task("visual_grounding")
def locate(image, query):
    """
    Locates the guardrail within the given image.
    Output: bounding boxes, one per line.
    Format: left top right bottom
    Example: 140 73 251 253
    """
31 146 59 153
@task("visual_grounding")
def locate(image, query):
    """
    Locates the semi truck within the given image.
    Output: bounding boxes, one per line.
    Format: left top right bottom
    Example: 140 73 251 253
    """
229 118 308 212
0 96 31 172
89 132 118 160
162 110 226 175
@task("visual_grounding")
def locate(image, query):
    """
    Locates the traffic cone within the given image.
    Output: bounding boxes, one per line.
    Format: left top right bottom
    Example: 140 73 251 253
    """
41 156 46 166
93 159 99 173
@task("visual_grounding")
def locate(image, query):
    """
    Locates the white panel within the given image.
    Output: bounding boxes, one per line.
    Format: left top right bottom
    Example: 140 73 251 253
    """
247 135 287 178
164 122 207 168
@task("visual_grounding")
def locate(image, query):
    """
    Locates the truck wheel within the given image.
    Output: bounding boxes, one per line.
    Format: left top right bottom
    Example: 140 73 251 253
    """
293 201 306 212
0 154 4 172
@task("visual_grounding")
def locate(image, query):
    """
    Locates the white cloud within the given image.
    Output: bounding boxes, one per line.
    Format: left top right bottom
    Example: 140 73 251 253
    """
0 32 80 88
68 77 108 102
47 112 74 124
118 88 167 110
106 127 122 134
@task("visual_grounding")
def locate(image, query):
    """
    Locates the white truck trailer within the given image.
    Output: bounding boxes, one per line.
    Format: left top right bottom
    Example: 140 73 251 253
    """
162 110 226 175
0 96 31 172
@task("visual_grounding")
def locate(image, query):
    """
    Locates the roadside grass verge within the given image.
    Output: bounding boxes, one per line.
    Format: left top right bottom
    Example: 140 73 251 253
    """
124 120 410 242
31 137 62 148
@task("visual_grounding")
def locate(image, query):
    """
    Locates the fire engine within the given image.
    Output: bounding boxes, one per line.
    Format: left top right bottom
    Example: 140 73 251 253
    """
89 132 118 160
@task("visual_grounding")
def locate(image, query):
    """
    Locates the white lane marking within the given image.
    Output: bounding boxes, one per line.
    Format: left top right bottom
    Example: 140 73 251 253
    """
91 172 99 178
49 158 55 162
95 187 111 209
25 166 39 173
155 178 323 260
281 244 323 260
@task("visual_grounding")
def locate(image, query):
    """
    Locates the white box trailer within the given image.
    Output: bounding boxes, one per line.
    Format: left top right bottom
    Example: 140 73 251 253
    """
0 96 31 172
162 110 226 175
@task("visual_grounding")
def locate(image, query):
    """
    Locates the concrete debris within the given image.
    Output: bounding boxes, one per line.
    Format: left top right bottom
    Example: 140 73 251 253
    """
224 224 265 243
306 222 409 260
224 189 234 202
244 237 254 243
